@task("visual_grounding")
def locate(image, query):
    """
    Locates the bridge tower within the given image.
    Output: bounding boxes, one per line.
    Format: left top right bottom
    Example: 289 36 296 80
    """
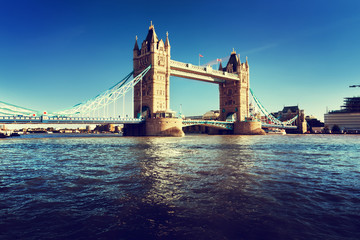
219 50 250 122
130 22 183 136
219 50 263 134
133 22 171 118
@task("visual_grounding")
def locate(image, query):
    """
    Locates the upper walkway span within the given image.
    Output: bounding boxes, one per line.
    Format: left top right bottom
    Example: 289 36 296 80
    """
170 60 239 83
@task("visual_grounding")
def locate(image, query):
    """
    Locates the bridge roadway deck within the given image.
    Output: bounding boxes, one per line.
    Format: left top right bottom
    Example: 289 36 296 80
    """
261 123 297 129
183 119 297 130
170 60 239 83
183 119 234 130
1 115 297 130
0 116 144 124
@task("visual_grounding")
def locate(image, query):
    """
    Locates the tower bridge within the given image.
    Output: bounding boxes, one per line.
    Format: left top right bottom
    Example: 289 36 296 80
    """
0 22 302 136
132 22 257 136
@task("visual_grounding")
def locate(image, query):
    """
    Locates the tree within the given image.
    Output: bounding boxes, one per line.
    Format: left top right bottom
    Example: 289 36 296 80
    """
323 125 330 134
331 125 341 134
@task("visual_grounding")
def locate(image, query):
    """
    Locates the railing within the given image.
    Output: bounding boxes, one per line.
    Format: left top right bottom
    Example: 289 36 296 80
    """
170 60 188 68
182 118 298 130
0 116 41 122
183 119 234 130
262 123 297 129
0 115 145 124
46 116 144 122
190 65 206 71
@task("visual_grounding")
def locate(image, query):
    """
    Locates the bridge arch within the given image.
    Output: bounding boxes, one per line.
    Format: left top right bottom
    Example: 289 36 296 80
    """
226 112 237 122
182 119 233 134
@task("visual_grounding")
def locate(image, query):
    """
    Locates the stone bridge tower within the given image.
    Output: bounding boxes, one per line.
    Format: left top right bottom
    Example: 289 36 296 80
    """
130 22 183 137
133 22 171 118
218 50 262 134
218 50 250 122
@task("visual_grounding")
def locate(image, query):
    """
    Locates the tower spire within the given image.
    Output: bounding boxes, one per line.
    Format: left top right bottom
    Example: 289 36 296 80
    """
144 21 158 50
165 31 170 47
133 35 139 51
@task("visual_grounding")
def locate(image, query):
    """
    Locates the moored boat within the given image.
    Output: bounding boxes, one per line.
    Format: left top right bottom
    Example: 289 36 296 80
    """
10 132 21 137
0 131 11 138
265 128 286 135
0 133 8 138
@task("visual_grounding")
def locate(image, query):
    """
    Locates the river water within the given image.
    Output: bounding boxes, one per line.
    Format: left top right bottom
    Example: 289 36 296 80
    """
1 134 360 240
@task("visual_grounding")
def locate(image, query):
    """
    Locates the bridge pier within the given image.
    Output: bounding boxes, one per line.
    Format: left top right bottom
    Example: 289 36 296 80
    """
123 118 184 137
145 118 184 137
233 121 265 135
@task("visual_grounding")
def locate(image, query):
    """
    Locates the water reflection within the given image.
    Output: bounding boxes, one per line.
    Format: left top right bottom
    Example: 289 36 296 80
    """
128 136 262 235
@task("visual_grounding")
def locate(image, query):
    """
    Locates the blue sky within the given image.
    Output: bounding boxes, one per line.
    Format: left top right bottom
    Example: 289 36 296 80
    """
1 0 360 120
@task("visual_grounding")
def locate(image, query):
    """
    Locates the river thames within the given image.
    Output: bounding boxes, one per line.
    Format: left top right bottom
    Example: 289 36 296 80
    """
1 134 359 239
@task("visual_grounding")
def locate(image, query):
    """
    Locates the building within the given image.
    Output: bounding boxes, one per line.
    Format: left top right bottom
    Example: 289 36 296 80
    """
324 97 360 132
273 106 307 133
305 115 324 133
202 110 220 120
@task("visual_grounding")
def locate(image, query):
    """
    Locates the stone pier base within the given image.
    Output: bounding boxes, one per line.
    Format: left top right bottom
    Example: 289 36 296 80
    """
145 118 184 137
123 119 184 137
233 121 265 135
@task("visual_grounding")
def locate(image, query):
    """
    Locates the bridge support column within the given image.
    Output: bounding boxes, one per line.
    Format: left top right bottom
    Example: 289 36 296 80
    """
145 118 184 137
233 121 265 135
218 50 250 122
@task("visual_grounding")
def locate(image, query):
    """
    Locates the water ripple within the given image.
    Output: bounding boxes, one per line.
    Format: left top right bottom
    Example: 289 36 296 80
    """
1 134 360 239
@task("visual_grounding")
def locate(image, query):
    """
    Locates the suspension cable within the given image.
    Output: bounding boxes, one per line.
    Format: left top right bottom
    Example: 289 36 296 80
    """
250 88 298 126
52 65 151 117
